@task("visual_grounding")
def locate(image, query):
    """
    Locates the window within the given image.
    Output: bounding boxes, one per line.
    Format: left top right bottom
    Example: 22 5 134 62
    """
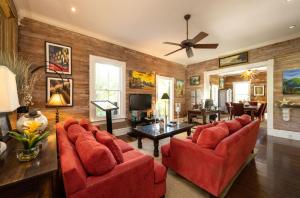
233 81 250 102
89 55 126 122
211 84 219 106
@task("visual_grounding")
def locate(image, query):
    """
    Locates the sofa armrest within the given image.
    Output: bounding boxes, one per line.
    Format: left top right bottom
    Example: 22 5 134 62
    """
168 138 226 195
74 155 155 198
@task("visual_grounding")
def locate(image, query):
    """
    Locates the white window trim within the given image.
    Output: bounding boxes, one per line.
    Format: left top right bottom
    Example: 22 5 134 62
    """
89 55 126 122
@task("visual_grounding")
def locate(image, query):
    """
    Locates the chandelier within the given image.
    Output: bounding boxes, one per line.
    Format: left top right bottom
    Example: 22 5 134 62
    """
241 70 257 81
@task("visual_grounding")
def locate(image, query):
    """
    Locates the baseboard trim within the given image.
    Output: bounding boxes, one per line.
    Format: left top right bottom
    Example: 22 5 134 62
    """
268 128 300 141
113 127 132 137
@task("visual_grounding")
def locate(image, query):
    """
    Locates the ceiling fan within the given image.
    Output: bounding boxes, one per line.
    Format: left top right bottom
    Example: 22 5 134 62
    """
163 14 219 58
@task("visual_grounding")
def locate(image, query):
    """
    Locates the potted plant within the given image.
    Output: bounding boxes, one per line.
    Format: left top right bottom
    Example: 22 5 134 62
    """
9 121 49 162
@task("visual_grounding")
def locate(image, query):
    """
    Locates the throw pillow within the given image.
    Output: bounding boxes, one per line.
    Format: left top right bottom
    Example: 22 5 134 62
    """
197 122 229 149
95 132 124 164
192 123 214 143
225 119 243 134
76 134 116 175
236 114 252 126
64 117 79 131
67 124 87 144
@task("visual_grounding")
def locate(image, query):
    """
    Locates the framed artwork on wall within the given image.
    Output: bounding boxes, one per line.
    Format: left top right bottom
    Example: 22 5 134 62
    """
129 70 155 89
175 79 184 97
219 77 225 89
190 75 200 86
254 85 264 96
219 51 248 67
46 42 72 74
46 77 73 106
283 69 300 94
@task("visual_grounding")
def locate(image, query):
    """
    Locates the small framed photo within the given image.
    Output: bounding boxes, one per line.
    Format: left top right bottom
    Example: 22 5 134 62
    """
190 75 200 86
254 85 264 96
46 77 73 106
46 42 72 74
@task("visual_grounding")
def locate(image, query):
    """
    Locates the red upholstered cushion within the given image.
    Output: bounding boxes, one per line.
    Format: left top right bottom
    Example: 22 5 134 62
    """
192 123 214 143
75 134 116 175
236 114 252 126
225 119 243 134
95 132 124 164
154 161 167 183
67 124 87 144
197 123 229 149
114 139 134 153
79 118 90 130
64 117 79 131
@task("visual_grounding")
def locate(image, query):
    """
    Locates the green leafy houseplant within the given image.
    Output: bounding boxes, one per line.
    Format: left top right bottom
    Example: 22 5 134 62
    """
9 121 49 161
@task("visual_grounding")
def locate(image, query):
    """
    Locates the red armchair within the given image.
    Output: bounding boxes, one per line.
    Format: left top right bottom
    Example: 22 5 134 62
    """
57 120 167 198
161 117 260 197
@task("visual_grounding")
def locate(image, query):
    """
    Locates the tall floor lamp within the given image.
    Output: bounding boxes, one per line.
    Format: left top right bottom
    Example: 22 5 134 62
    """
161 93 170 125
0 66 20 155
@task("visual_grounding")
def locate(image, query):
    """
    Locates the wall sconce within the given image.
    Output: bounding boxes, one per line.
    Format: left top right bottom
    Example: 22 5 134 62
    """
281 107 291 121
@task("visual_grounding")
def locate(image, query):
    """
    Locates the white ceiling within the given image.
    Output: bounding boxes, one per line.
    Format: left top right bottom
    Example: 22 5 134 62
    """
14 0 300 65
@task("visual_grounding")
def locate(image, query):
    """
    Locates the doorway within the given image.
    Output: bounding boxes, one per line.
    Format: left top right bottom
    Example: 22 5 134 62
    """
156 75 174 121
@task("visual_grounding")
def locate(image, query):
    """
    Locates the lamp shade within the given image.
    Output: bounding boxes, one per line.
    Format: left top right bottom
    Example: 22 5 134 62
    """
48 93 67 106
0 66 20 112
161 93 170 100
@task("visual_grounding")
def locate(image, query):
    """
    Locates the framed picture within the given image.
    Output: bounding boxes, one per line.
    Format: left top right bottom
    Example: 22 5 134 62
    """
219 51 248 67
175 80 184 97
46 42 72 74
46 77 73 106
190 75 200 86
254 85 264 96
129 70 155 89
283 69 300 94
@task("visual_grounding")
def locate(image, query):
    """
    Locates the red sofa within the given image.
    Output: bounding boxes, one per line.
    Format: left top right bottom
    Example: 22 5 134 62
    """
56 118 167 198
161 115 260 197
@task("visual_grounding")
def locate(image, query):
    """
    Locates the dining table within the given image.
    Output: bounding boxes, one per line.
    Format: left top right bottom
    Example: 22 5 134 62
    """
229 105 259 121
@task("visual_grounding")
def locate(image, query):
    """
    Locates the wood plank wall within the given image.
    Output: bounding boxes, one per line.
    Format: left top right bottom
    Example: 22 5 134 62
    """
18 18 186 129
186 37 300 132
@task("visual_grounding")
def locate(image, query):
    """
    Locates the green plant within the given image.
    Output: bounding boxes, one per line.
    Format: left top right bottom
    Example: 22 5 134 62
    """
9 121 49 149
0 52 39 106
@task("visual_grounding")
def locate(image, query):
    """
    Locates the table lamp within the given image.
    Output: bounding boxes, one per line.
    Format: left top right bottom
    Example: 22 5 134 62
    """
47 92 66 123
0 66 20 155
161 93 170 125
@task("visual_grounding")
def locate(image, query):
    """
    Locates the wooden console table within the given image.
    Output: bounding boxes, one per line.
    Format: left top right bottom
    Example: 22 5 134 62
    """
188 109 221 124
0 130 58 198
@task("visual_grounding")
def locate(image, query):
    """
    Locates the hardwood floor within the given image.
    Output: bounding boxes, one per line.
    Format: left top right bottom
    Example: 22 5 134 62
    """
121 121 300 198
227 125 300 198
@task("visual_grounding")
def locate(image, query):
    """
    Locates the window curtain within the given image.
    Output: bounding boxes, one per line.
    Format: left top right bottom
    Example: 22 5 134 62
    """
0 0 18 54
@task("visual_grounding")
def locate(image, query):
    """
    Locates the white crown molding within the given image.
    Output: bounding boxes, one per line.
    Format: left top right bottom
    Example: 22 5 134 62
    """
268 129 300 141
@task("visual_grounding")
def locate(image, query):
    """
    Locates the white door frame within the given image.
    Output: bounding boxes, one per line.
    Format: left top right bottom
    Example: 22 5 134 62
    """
204 60 275 136
156 75 175 120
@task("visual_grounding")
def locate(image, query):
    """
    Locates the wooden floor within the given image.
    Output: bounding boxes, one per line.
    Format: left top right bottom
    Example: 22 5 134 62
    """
122 121 300 198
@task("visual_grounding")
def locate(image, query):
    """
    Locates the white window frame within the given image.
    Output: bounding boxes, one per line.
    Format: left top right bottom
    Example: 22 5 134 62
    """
89 55 126 122
233 81 250 102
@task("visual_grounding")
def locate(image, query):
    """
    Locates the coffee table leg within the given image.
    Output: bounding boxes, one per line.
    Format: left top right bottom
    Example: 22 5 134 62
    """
187 128 191 136
137 135 142 149
154 139 159 157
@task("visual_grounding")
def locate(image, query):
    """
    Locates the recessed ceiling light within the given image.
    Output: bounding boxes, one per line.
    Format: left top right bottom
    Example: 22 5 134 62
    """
289 25 296 29
71 7 76 12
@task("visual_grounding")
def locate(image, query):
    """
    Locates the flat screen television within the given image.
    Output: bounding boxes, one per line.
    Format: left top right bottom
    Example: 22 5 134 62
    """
129 94 152 110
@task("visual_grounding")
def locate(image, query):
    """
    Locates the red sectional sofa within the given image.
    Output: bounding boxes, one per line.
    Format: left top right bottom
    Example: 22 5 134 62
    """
161 114 260 197
56 118 167 198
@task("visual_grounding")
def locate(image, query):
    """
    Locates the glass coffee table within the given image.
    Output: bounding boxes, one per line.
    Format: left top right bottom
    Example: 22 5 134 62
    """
133 123 194 157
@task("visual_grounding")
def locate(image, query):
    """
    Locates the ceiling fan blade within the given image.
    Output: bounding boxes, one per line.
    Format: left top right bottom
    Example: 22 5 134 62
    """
164 48 184 56
186 47 194 58
191 32 208 44
163 42 182 46
193 43 219 49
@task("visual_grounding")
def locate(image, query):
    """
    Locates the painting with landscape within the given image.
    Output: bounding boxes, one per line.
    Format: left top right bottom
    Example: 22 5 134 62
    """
283 69 300 94
129 70 155 89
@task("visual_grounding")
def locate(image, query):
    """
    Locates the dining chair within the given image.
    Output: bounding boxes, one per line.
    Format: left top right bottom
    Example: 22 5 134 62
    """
249 101 258 106
255 103 266 120
231 103 244 118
